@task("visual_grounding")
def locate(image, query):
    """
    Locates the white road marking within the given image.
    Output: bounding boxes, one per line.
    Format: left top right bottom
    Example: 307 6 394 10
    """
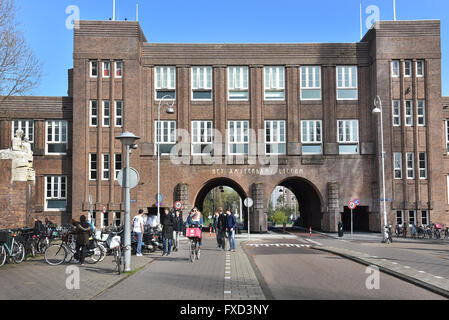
305 238 323 246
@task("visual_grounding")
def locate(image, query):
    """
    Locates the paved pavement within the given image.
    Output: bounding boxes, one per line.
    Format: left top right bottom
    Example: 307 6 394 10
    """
287 228 449 298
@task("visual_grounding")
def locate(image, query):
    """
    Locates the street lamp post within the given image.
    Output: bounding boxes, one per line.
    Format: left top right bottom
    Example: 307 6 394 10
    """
157 96 175 225
115 131 141 271
372 96 389 243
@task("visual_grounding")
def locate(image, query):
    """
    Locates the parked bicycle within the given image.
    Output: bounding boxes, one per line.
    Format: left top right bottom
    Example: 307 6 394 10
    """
0 230 25 267
106 226 125 274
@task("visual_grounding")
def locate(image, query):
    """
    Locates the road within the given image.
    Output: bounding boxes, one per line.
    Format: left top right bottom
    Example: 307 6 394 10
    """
243 238 446 300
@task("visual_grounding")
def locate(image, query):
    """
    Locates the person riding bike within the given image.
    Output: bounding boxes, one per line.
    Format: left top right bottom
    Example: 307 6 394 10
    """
185 208 204 246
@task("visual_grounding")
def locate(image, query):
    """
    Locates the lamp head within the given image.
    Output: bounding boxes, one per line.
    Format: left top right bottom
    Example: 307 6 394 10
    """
115 131 141 146
372 107 381 114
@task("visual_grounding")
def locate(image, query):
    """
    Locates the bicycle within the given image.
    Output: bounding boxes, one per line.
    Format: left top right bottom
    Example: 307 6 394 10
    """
44 232 72 265
107 227 124 274
0 230 26 267
186 225 202 263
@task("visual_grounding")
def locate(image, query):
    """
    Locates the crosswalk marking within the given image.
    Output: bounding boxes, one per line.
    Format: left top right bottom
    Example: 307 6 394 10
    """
247 243 311 248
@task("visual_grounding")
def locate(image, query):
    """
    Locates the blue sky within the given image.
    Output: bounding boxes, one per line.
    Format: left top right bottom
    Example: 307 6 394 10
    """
16 0 449 96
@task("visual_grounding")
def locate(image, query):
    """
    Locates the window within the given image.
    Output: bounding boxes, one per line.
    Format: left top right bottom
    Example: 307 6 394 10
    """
394 152 402 179
228 66 249 100
301 120 322 155
89 153 97 180
12 120 34 148
396 211 404 225
416 60 424 77
115 101 123 127
408 210 416 226
337 120 359 154
421 210 429 225
264 66 285 100
300 66 321 100
102 154 110 180
114 154 122 180
115 61 123 78
45 176 67 211
90 61 98 78
406 152 414 179
114 212 122 226
392 100 401 126
103 61 111 78
405 101 413 126
191 67 212 100
103 101 110 127
103 212 109 228
155 121 176 155
336 66 358 100
90 100 98 127
391 60 400 78
417 100 425 126
419 152 427 179
265 120 286 155
192 121 213 155
46 120 68 155
446 120 449 154
228 120 249 155
404 60 412 77
155 66 176 100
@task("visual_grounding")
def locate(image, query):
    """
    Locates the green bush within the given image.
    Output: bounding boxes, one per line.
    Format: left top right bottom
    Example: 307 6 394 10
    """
272 210 288 225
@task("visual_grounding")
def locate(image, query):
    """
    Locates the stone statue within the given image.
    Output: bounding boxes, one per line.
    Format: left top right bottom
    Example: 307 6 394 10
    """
0 130 35 182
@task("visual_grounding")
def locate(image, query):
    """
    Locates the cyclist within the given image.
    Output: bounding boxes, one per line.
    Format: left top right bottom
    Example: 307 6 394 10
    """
186 208 204 246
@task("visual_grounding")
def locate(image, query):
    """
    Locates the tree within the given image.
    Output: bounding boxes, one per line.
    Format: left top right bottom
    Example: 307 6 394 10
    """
272 209 288 225
0 0 41 104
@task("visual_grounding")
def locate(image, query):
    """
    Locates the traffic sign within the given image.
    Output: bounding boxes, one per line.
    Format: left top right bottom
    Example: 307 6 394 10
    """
244 197 254 208
156 193 164 203
103 206 107 213
174 201 183 210
354 199 360 206
381 198 392 202
117 168 140 189
348 201 356 210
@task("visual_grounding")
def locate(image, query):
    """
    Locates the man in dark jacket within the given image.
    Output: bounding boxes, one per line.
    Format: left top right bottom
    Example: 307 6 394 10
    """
225 209 237 252
172 210 183 252
72 215 92 265
161 208 175 256
216 208 227 251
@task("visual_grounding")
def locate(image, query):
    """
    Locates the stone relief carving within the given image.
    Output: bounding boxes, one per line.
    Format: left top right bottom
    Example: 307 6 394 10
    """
0 130 35 182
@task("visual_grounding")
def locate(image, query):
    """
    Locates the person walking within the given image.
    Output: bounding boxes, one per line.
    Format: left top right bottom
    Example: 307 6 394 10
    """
73 215 92 266
133 209 145 257
161 208 175 256
213 211 219 247
225 209 237 252
172 210 183 252
217 208 227 251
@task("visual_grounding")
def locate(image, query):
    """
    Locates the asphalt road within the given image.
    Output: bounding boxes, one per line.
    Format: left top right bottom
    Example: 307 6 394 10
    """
244 239 446 300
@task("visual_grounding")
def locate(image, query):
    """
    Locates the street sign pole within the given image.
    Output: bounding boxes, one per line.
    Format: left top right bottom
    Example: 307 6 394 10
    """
351 209 353 240
244 198 253 240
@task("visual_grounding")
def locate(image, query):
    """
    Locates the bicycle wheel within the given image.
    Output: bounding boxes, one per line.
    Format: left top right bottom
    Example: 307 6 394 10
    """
0 246 6 267
189 240 195 263
86 247 103 264
37 238 49 254
97 244 107 262
44 244 67 265
115 247 122 275
12 242 25 264
195 241 201 260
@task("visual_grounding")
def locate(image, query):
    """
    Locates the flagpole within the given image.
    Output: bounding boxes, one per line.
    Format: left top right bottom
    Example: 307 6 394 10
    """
113 0 116 21
393 0 397 21
360 1 363 40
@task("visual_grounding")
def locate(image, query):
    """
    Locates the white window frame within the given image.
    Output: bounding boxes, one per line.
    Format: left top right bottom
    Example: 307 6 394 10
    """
114 154 122 180
155 120 177 155
392 100 401 127
394 152 402 179
228 120 249 155
421 210 429 226
396 210 404 226
404 60 412 77
391 60 400 78
301 120 323 155
89 153 97 181
336 66 358 100
103 61 111 78
265 120 286 155
337 120 359 154
103 101 110 127
90 61 98 78
416 60 425 77
102 154 110 181
417 100 425 126
405 100 413 126
12 120 34 146
406 152 415 179
45 120 68 155
446 120 449 154
115 61 123 78
90 100 98 127
300 66 321 100
191 121 213 155
45 176 67 212
228 66 249 101
408 210 416 226
418 152 427 180
115 101 123 128
264 66 285 101
113 212 123 227
155 66 176 100
191 67 213 101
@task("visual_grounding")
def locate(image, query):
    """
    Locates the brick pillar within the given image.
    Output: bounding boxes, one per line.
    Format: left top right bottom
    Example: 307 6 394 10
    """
370 182 381 232
174 183 190 219
251 183 267 233
322 182 339 232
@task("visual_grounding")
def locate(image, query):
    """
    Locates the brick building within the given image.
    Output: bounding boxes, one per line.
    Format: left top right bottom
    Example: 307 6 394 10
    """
0 19 448 232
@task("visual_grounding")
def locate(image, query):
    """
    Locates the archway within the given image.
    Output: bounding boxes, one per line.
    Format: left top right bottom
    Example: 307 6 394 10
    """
269 177 323 230
194 177 248 228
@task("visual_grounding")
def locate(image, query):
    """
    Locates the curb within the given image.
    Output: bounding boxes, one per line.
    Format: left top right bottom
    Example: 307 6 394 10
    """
312 246 449 299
